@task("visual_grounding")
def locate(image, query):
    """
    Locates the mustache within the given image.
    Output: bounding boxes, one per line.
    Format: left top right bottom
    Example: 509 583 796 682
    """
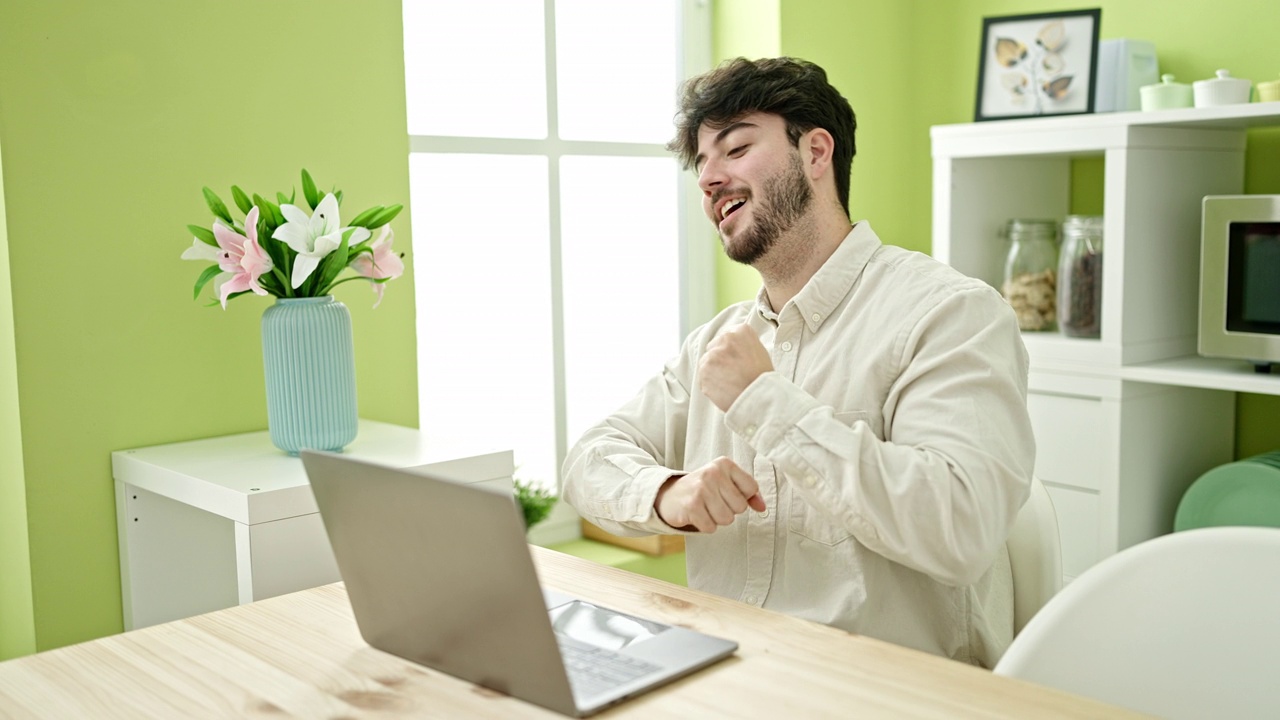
710 188 752 207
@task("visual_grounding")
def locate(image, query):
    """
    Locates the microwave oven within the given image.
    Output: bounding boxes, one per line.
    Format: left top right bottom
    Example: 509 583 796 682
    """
1199 195 1280 372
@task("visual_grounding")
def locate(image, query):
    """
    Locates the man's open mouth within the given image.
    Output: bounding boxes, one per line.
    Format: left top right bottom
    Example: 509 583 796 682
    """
721 197 746 220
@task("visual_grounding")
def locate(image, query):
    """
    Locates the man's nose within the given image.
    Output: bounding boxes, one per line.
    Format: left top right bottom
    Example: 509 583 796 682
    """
698 158 726 195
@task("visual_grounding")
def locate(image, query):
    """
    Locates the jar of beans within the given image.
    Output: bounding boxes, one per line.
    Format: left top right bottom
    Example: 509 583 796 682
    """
1057 215 1104 338
1001 219 1059 332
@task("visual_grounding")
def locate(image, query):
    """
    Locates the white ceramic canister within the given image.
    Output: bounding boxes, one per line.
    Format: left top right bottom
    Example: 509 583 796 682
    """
1139 74 1193 111
1193 69 1253 107
1259 75 1280 103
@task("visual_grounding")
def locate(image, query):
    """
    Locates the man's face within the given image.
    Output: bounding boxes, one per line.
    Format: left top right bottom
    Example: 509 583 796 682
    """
694 112 814 265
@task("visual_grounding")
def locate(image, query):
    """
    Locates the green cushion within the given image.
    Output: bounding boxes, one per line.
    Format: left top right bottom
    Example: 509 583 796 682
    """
1175 451 1280 531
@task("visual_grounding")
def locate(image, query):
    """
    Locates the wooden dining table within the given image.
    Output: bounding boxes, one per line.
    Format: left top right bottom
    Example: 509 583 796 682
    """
0 546 1141 718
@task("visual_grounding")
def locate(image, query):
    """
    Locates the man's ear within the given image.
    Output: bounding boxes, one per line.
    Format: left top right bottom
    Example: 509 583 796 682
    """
802 128 835 180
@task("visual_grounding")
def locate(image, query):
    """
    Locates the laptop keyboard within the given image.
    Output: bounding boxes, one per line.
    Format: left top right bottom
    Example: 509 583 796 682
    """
558 635 663 699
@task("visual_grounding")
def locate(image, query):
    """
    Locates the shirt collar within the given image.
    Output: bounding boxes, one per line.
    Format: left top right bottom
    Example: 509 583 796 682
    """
753 221 882 332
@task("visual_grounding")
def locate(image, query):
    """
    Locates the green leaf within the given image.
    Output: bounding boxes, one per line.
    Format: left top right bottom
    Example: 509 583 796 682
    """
230 185 253 215
192 264 222 301
258 213 290 277
312 230 354 296
202 187 234 224
347 236 374 256
270 265 294 297
187 224 217 247
514 478 557 528
301 169 320 211
256 269 283 297
346 205 383 228
276 191 291 207
366 204 403 228
334 189 343 206
255 195 286 227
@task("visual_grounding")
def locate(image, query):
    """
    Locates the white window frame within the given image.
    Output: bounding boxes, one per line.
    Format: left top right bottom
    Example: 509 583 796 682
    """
406 0 714 544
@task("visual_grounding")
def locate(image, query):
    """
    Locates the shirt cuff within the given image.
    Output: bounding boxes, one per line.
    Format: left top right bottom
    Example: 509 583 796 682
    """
723 371 816 451
628 465 695 534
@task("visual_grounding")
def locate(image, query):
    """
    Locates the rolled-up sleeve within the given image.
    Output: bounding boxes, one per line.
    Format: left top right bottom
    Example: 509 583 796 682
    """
561 337 699 537
724 286 1034 586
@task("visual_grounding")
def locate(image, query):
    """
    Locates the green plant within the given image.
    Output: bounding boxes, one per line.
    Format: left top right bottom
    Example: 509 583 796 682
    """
514 478 557 529
181 169 404 309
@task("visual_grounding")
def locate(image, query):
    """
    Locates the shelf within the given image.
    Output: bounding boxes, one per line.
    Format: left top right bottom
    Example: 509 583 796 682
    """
1122 355 1280 395
932 101 1280 159
1021 332 1120 367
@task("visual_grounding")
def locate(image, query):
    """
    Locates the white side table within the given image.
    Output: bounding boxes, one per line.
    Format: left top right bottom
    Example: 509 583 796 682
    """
112 420 513 630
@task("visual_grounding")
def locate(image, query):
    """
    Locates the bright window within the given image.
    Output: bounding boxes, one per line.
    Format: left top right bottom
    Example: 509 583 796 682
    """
404 1 711 492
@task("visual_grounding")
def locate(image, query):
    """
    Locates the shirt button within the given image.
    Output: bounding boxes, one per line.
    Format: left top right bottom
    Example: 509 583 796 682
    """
811 313 821 322
781 341 793 352
745 595 757 605
805 475 817 488
760 509 770 518
743 424 757 438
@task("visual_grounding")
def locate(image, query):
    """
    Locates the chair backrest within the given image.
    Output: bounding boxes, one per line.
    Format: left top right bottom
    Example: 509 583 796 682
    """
1006 475 1062 635
995 526 1280 719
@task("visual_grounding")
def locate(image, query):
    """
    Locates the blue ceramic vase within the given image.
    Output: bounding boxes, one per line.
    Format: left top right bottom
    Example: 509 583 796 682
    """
261 296 358 454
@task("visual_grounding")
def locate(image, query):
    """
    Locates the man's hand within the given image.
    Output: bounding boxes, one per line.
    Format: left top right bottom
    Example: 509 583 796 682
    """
699 323 774 412
655 457 767 533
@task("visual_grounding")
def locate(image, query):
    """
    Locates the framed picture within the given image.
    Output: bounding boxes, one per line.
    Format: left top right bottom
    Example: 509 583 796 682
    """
974 8 1101 122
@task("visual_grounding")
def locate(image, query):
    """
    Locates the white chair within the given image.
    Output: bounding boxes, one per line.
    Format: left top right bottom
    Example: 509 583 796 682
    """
995 526 1280 719
1006 475 1062 635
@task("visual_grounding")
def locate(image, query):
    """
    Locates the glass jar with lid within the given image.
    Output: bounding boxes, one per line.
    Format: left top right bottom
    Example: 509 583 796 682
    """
1001 219 1059 332
1057 215 1104 338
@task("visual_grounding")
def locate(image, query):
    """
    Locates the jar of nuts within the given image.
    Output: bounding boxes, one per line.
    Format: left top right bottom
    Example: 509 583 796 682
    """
1001 219 1059 332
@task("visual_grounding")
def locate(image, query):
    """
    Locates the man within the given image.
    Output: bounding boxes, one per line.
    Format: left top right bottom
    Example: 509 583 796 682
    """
561 57 1034 668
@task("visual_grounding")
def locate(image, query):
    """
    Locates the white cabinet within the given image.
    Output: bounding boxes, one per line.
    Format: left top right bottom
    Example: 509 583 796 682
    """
932 103 1280 581
113 420 513 629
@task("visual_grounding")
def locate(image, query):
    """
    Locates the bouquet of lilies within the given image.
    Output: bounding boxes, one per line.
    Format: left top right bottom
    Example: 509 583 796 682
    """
182 169 404 308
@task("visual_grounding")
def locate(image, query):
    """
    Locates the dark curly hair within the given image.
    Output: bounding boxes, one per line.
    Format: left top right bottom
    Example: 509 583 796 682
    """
667 57 857 215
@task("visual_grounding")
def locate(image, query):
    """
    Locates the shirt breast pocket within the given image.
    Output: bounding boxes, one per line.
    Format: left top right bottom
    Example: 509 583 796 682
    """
786 410 868 547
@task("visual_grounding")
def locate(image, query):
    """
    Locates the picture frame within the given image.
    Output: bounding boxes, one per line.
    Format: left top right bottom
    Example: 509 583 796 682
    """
974 8 1101 122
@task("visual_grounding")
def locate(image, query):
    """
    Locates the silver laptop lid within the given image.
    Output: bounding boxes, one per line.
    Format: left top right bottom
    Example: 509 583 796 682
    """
301 450 580 716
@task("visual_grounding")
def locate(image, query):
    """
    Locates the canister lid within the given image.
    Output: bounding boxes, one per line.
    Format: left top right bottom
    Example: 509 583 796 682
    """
1194 68 1251 89
1142 73 1188 91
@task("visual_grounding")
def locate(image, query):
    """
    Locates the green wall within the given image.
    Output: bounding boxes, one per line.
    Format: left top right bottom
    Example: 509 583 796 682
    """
717 0 1280 457
0 0 418 657
711 0 781 308
1 135 37 660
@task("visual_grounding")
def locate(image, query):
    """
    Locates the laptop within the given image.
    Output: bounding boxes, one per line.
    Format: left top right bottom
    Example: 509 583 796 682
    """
300 450 738 717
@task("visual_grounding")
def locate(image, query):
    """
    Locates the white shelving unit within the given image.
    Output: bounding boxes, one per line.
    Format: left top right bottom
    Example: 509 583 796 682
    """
113 420 513 630
932 102 1280 582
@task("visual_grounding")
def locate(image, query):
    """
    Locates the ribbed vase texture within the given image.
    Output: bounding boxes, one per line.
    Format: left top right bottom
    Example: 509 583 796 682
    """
261 296 358 454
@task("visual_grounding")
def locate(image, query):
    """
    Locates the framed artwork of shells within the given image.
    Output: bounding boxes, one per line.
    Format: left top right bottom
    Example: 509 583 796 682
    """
974 9 1101 121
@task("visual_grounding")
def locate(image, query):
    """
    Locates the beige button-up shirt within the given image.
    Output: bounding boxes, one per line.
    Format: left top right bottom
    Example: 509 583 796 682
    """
562 222 1035 668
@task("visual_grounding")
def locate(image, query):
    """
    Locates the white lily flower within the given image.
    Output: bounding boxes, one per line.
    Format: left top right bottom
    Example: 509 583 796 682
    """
180 236 222 263
272 193 370 288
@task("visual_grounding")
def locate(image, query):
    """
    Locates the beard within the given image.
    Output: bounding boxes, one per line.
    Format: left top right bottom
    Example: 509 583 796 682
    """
722 152 813 265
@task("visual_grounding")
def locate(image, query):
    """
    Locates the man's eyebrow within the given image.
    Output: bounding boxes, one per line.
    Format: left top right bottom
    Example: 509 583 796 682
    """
694 121 758 169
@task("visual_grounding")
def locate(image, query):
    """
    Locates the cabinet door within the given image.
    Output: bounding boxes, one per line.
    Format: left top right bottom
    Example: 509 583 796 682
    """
1027 391 1107 582
1027 391 1104 492
118 483 239 630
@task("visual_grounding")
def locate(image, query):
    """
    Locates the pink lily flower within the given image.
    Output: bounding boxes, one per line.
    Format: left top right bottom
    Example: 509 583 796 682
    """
349 225 404 307
212 207 274 309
